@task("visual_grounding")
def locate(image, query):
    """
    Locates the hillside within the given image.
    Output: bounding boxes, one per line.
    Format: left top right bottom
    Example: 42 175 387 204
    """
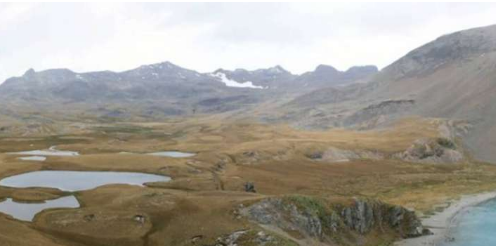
274 24 496 163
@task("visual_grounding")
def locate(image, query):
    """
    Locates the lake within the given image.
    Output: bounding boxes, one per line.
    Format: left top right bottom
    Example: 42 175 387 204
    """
0 196 79 221
147 151 196 158
0 171 171 191
18 156 47 161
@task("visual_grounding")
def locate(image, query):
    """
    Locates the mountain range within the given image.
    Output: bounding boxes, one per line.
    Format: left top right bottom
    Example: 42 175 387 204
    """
0 61 377 117
1 24 496 163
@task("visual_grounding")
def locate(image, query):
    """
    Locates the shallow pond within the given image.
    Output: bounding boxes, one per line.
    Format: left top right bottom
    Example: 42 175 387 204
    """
0 171 171 191
0 196 79 221
9 146 79 157
147 151 196 158
18 156 47 161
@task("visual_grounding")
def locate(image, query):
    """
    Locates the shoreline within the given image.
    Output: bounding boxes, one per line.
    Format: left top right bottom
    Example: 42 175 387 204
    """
395 191 496 246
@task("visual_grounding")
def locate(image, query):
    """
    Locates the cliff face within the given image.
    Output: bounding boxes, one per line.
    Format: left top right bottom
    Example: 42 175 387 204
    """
242 196 428 246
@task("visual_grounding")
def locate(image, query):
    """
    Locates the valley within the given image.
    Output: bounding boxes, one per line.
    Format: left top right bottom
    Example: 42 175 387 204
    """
2 18 496 246
2 116 496 246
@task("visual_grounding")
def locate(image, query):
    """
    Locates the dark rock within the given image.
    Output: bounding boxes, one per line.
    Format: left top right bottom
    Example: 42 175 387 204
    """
306 152 323 160
242 196 426 244
244 182 256 193
342 199 375 234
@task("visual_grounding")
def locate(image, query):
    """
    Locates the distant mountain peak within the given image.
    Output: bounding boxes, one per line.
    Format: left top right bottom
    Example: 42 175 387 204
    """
267 65 289 75
21 68 76 79
214 65 290 75
315 64 338 74
23 68 36 77
345 65 379 74
213 68 230 74
137 61 177 70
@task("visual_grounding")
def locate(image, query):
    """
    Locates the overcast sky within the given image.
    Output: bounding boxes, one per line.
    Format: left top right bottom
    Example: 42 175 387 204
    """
1 2 496 83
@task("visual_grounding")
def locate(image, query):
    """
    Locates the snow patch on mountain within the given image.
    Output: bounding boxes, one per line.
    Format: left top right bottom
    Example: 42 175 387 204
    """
211 72 264 89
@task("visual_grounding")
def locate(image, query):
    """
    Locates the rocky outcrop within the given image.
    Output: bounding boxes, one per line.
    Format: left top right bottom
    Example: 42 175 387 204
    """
242 196 428 246
206 229 297 246
307 147 384 163
241 197 330 239
341 199 425 238
237 151 262 165
395 138 464 164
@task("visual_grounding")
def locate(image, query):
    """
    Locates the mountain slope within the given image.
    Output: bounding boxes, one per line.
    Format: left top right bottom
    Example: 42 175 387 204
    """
372 24 496 162
277 24 496 163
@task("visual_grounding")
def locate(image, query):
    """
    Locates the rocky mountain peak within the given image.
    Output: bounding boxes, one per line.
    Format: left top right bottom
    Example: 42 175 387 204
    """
385 24 496 79
314 64 339 74
18 68 77 83
345 65 379 75
133 61 179 72
23 68 36 77
119 61 205 82
266 65 290 75
213 68 230 74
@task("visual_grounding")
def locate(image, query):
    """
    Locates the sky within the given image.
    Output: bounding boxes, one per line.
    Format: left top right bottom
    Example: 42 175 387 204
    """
1 2 496 83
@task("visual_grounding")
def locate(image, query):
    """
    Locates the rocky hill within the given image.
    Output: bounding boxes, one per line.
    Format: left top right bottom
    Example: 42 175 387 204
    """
242 196 428 246
272 24 496 163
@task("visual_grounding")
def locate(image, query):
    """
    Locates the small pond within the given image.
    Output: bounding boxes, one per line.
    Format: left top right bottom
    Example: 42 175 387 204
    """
9 146 79 157
147 151 196 158
0 171 171 192
0 196 79 221
18 156 47 162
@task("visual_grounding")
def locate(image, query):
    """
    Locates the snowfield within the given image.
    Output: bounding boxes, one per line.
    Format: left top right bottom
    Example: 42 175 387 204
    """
210 72 264 89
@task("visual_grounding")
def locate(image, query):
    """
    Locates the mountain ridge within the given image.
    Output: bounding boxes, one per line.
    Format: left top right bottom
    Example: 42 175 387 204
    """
0 60 377 121
268 24 496 163
3 24 496 163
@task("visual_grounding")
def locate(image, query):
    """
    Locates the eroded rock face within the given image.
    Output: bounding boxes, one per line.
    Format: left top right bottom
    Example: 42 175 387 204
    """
341 200 424 238
242 197 427 245
341 199 375 234
242 197 328 238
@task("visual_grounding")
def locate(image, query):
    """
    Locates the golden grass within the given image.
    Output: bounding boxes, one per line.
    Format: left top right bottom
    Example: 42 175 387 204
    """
1 116 496 246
